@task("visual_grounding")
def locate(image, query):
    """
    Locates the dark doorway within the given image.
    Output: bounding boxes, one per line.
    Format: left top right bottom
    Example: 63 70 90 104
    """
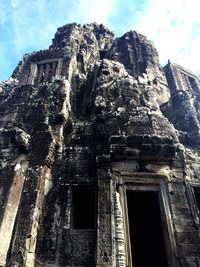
193 187 200 212
126 191 169 267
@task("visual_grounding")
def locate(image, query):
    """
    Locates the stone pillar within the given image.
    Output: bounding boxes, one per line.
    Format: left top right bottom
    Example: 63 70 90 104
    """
37 64 44 84
51 62 57 80
114 190 126 267
55 59 62 78
96 155 115 267
43 64 50 83
9 165 52 267
28 63 37 85
0 163 28 267
47 63 53 83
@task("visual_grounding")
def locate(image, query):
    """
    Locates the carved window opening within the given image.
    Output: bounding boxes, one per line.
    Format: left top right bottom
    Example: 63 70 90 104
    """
36 62 58 84
186 185 200 227
193 187 200 213
126 190 169 267
29 58 62 85
188 76 199 94
181 72 200 94
71 185 96 229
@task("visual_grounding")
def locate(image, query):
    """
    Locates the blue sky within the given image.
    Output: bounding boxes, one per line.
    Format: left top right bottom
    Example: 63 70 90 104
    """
0 0 200 80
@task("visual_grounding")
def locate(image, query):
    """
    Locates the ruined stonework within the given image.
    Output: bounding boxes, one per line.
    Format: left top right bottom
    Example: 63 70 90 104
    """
0 23 200 267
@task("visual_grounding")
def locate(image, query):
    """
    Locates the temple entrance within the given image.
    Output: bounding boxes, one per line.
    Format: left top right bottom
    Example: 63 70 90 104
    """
126 190 169 267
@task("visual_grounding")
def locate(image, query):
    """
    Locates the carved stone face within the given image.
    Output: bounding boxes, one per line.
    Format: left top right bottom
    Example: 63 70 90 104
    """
97 60 127 87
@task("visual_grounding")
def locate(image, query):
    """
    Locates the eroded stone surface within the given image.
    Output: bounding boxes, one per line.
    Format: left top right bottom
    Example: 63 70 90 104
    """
0 23 200 267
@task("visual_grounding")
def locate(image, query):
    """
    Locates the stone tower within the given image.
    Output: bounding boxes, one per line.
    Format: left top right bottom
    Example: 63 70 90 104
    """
0 23 200 267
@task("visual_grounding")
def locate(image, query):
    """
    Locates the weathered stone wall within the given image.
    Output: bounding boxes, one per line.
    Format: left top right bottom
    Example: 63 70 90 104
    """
0 23 200 267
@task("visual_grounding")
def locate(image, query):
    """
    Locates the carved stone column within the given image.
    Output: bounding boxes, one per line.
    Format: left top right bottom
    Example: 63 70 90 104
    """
43 63 50 83
0 164 28 267
37 64 44 84
51 62 57 80
114 190 126 267
9 165 52 267
96 155 115 267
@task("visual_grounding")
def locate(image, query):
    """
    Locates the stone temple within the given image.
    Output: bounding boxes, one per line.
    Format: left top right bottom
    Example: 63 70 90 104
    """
0 23 200 267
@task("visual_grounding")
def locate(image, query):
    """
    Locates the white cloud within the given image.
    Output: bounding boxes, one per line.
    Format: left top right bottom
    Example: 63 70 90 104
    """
1 0 199 80
0 0 119 79
10 0 19 8
10 0 56 51
69 0 118 26
130 0 200 74
8 0 118 54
